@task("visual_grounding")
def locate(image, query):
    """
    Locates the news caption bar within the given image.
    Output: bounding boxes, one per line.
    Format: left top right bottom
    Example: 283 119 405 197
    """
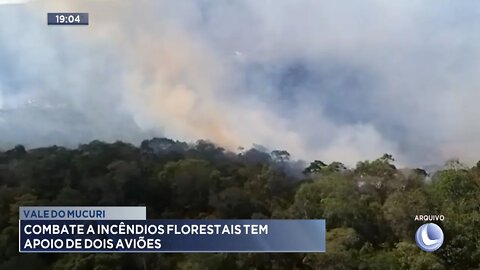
19 207 326 253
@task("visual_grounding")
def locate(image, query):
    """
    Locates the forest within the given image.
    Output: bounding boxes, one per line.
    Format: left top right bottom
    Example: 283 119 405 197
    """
0 137 479 269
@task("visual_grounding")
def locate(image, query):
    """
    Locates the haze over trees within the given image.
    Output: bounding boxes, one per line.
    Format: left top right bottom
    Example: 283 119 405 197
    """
0 138 479 269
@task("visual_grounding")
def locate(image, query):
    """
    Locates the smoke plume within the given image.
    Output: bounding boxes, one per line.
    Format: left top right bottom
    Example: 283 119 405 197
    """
1 0 480 166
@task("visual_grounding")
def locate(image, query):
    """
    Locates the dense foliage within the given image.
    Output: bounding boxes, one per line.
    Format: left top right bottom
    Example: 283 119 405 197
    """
0 138 479 269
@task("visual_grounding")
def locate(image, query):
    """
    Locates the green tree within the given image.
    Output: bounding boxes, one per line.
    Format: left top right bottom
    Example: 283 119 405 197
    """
304 228 361 270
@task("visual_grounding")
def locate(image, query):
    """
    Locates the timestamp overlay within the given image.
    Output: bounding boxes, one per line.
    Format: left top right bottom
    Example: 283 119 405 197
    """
47 13 89 25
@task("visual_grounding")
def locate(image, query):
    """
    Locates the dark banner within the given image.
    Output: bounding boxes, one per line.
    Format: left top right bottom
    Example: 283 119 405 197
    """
19 219 326 253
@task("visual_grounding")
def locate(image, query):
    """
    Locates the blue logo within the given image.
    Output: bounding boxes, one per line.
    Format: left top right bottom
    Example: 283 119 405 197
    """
415 223 444 252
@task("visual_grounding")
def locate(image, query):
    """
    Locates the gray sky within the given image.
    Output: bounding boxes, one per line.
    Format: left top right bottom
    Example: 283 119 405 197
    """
1 0 480 166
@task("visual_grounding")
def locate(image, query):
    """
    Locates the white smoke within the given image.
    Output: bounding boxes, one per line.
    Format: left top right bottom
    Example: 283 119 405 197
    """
1 0 480 166
0 0 34 5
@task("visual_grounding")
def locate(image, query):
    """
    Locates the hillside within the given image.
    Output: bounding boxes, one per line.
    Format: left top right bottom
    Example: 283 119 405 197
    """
0 138 479 269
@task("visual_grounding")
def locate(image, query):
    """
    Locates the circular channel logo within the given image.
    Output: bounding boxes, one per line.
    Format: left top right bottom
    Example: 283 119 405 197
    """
415 223 444 252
